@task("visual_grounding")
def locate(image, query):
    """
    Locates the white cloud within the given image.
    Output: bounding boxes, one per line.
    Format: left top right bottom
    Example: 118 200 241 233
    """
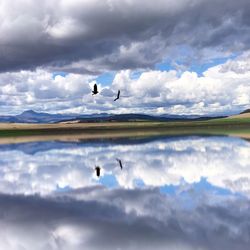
0 52 250 115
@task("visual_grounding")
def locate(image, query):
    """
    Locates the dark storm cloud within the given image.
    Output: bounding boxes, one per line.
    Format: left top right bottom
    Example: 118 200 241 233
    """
1 0 250 74
0 187 250 250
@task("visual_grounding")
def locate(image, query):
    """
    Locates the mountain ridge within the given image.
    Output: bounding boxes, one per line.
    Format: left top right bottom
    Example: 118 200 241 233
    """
0 110 226 123
240 109 250 114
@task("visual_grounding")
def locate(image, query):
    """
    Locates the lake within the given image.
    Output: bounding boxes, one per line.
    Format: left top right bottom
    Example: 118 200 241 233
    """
0 135 249 250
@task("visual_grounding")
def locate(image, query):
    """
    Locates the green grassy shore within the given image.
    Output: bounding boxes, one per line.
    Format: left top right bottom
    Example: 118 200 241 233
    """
0 117 250 138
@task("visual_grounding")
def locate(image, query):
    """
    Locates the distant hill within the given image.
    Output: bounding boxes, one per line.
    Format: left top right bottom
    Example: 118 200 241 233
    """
0 110 225 124
240 109 250 114
0 110 116 123
61 113 225 123
0 110 78 123
226 109 250 119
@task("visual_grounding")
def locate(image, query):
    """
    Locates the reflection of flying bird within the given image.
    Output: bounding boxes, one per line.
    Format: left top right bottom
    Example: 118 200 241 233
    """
95 166 101 177
92 84 99 95
114 90 120 101
116 158 123 169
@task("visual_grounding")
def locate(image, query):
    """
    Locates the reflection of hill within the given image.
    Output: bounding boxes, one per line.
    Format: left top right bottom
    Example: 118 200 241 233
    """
0 141 73 155
0 135 229 155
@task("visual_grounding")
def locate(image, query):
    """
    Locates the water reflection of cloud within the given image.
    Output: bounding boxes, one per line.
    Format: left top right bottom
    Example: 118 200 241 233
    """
0 136 250 249
0 187 249 250
0 136 250 195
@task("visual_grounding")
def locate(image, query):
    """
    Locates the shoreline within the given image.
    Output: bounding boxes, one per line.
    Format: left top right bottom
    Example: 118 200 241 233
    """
0 119 250 144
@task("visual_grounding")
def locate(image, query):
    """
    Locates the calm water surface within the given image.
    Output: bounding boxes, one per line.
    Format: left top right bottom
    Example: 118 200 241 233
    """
0 135 250 250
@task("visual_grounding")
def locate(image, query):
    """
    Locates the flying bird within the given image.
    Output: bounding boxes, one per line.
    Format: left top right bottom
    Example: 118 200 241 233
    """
116 158 123 170
95 166 101 177
92 83 99 95
114 90 120 101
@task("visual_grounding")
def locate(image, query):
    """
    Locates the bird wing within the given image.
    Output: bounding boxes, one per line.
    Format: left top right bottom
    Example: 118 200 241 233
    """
117 90 120 98
116 158 122 168
94 84 98 92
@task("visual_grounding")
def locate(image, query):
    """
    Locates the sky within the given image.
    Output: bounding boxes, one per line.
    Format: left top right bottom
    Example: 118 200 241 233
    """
1 0 250 115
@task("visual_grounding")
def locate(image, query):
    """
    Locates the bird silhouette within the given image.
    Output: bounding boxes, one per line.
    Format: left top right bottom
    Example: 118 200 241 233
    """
95 166 101 177
92 83 99 95
114 90 120 101
116 158 123 170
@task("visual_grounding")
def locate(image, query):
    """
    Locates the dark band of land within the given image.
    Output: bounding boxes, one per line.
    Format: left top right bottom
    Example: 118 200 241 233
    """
0 116 250 144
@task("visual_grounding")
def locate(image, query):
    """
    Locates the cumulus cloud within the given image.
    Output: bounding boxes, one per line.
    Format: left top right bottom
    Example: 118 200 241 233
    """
1 0 250 73
2 52 250 115
108 55 250 115
0 69 96 114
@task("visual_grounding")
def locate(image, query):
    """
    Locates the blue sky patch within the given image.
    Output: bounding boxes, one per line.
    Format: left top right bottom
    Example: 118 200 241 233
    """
155 60 175 72
52 71 68 79
95 72 115 86
133 178 145 188
189 54 240 76
155 53 240 76
160 178 236 197
99 174 118 188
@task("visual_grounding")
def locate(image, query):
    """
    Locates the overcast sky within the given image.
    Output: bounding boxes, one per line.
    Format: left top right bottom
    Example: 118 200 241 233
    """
1 0 250 115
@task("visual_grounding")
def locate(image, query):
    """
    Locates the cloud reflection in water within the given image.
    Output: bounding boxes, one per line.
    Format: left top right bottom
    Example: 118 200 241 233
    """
0 136 249 195
0 135 250 249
